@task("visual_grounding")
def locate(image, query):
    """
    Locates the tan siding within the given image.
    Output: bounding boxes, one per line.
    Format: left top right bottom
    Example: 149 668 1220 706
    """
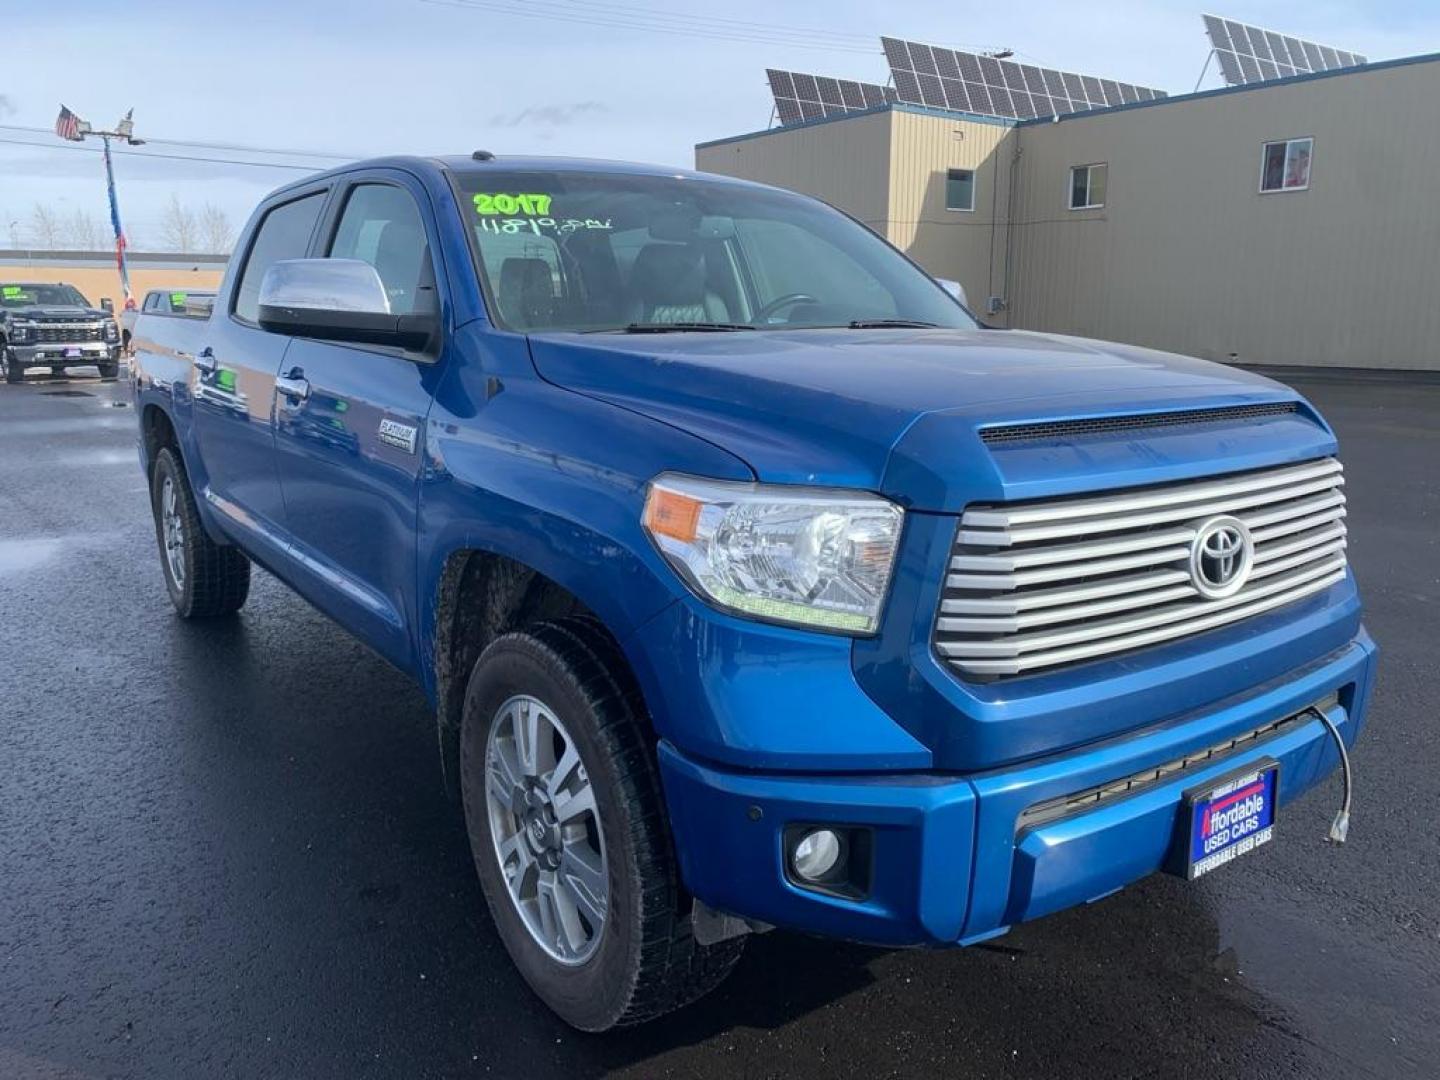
1009 60 1440 369
885 112 1016 321
3 264 225 307
695 112 893 232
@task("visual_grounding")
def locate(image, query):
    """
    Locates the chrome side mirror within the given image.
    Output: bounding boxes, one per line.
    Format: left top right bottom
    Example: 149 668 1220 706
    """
260 258 391 316
936 278 968 309
257 258 434 351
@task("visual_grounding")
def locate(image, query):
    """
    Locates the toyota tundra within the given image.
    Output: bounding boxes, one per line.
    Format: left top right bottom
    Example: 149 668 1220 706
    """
129 155 1375 1031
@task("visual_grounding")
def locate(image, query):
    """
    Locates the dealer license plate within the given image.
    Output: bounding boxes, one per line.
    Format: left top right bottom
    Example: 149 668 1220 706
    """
64 348 83 358
1183 761 1278 880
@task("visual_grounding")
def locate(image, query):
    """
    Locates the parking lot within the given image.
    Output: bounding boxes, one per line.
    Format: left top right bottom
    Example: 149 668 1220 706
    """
0 370 1435 1079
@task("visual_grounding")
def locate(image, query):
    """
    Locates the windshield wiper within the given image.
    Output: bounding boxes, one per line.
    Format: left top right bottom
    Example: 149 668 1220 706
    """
616 321 755 333
846 318 941 329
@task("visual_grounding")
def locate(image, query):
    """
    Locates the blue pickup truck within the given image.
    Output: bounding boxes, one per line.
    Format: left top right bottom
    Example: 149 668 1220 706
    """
131 154 1374 1031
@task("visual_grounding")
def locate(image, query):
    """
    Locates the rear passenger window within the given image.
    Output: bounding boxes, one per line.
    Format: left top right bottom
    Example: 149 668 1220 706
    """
328 184 436 316
233 192 326 323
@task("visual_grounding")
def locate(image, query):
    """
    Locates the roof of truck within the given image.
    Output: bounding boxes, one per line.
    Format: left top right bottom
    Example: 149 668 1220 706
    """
268 154 769 199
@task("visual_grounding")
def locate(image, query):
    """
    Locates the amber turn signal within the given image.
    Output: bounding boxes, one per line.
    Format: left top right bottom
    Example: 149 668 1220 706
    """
643 486 703 543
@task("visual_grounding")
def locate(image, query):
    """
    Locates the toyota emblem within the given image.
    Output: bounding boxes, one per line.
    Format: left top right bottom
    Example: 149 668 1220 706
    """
1189 515 1255 599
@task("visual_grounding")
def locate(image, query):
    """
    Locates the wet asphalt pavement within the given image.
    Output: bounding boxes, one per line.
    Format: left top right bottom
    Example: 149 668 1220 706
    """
0 370 1436 1080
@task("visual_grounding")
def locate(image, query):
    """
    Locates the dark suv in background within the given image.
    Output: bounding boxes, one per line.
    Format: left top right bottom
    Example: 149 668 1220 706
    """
2 281 122 383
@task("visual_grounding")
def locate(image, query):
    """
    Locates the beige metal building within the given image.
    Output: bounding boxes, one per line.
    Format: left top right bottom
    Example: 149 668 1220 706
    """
697 52 1440 371
0 250 227 309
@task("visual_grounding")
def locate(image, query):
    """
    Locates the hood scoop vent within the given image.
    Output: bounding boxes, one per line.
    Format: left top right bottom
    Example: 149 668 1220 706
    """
979 403 1299 445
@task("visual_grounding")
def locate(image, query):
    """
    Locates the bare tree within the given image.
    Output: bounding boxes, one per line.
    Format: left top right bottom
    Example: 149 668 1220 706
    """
63 209 104 250
197 203 235 254
28 203 65 249
159 193 198 253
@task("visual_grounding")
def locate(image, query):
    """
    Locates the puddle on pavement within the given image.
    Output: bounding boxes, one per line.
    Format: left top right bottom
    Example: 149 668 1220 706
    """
0 538 65 574
48 450 136 468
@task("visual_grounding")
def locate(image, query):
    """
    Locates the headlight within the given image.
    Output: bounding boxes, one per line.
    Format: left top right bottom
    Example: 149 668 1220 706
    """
103 321 119 341
9 321 33 343
643 473 904 634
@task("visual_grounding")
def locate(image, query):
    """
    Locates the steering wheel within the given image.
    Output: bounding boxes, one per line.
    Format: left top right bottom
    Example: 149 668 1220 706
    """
754 293 820 323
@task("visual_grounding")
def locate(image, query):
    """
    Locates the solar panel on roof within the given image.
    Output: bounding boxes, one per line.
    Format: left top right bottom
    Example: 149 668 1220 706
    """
1202 13 1366 86
908 41 938 76
766 68 897 127
876 35 1167 123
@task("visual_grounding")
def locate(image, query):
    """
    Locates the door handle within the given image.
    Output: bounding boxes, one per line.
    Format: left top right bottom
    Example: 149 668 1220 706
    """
193 347 216 374
276 370 311 402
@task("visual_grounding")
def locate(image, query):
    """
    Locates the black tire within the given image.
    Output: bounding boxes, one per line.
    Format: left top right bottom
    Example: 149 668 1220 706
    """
149 447 251 618
97 362 119 380
5 351 22 384
460 618 744 1031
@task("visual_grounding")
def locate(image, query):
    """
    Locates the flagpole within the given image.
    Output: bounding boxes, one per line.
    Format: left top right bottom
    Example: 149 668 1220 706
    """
99 135 134 308
53 105 143 309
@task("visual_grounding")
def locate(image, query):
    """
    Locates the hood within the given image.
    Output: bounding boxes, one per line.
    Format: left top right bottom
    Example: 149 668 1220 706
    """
6 305 111 321
528 327 1335 511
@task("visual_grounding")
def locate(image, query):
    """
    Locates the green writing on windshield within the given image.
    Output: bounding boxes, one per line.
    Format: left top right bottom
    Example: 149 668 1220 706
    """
2 286 25 299
170 292 187 307
474 192 553 216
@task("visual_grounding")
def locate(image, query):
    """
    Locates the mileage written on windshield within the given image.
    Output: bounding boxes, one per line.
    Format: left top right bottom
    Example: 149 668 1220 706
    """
471 192 612 236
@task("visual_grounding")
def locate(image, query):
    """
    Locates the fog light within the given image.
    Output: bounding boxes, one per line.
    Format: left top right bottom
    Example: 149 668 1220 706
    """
791 828 843 882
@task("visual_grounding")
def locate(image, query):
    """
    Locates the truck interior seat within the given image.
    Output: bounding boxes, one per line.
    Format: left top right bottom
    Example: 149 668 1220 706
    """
498 257 557 327
627 244 731 325
372 220 427 315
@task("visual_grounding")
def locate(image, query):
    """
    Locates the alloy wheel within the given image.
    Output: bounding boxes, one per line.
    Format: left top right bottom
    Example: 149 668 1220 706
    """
161 476 186 588
484 694 608 965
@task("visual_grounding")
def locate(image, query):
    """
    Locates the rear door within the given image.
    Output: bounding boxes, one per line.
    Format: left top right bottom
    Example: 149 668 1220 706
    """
191 187 328 553
271 170 449 669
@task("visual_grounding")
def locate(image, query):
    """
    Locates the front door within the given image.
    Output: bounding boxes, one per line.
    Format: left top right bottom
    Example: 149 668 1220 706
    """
191 189 328 552
271 174 448 670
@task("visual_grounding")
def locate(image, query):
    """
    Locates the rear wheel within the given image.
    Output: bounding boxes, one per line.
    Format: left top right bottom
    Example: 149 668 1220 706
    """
460 618 744 1030
149 447 250 617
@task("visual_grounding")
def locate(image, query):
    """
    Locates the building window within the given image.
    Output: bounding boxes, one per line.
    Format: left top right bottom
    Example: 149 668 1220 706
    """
1260 137 1313 193
945 168 975 212
1069 163 1107 210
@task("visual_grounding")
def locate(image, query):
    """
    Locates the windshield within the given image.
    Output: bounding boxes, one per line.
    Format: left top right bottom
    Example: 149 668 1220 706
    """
1 283 91 308
455 170 977 333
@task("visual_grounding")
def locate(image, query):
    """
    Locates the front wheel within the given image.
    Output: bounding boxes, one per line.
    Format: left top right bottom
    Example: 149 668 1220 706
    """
149 447 251 617
5 351 22 384
460 619 744 1030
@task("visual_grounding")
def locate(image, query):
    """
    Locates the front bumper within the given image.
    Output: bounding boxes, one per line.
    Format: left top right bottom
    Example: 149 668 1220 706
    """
9 342 119 367
659 630 1376 946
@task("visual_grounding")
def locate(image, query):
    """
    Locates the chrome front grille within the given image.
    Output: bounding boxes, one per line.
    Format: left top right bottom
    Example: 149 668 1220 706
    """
934 457 1348 677
34 323 106 343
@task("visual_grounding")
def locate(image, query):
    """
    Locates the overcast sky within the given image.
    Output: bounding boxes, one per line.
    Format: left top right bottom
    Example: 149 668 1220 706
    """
4 0 1437 250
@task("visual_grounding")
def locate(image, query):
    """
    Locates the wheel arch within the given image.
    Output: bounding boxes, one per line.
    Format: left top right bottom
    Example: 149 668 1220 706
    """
140 401 179 474
431 545 663 797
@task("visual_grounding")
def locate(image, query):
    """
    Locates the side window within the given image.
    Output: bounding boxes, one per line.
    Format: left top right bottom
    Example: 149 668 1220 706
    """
143 292 161 313
328 184 436 316
945 168 975 212
1260 138 1312 193
1069 163 1107 210
233 192 326 323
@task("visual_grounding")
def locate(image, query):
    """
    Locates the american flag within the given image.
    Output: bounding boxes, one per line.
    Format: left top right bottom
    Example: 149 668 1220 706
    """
54 105 83 141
